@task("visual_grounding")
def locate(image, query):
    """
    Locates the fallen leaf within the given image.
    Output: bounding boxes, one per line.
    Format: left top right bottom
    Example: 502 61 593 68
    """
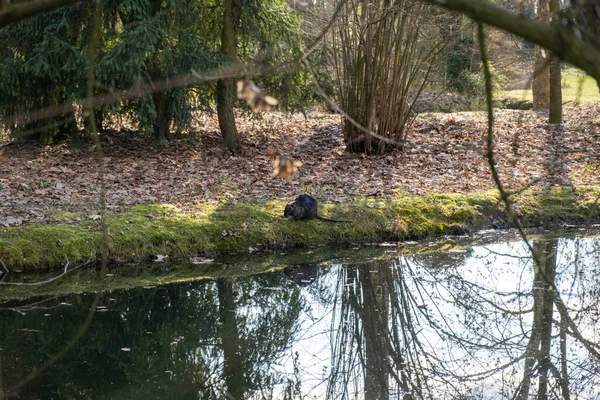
154 254 168 262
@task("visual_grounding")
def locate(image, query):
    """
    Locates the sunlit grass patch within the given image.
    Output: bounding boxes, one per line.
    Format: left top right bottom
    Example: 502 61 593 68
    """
502 68 600 105
2 186 600 270
516 185 600 223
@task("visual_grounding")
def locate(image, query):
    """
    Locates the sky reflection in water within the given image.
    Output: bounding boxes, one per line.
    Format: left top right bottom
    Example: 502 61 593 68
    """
2 235 600 399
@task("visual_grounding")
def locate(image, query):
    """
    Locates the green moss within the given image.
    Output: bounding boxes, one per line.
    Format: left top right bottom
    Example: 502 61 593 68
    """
514 186 600 224
0 246 398 299
1 186 600 270
52 211 84 219
4 226 600 300
0 224 100 268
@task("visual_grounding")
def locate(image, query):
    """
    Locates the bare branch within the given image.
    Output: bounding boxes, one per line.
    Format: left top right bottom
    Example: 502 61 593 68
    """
0 0 81 30
0 260 92 286
0 258 8 275
422 0 600 84
0 64 248 130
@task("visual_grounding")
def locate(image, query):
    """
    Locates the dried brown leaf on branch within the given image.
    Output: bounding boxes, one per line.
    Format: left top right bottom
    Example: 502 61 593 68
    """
273 156 303 182
236 80 278 112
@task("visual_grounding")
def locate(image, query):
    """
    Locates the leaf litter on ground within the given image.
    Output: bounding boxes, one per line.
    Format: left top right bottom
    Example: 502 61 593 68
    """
1 104 600 227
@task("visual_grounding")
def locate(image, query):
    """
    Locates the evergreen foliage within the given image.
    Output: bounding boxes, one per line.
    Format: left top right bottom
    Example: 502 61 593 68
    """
0 0 309 145
447 37 480 94
446 37 507 96
0 3 91 143
237 0 310 111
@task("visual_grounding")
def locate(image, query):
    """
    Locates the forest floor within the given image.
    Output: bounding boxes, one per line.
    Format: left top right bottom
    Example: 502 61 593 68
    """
1 103 600 227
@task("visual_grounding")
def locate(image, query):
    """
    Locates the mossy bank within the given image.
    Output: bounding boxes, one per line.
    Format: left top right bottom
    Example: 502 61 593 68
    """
2 186 600 271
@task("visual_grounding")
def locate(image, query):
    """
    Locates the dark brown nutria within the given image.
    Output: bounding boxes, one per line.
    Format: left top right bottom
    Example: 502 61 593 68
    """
284 194 351 223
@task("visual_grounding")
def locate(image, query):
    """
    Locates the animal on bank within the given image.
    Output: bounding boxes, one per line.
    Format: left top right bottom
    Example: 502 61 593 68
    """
284 194 351 223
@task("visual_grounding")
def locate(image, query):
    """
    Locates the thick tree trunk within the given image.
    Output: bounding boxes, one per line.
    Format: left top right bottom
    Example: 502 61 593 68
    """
534 240 558 400
532 0 549 109
216 78 242 152
548 55 562 123
217 279 245 399
216 0 243 153
152 91 171 144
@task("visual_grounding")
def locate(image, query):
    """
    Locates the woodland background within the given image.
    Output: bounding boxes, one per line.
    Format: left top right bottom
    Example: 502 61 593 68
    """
1 0 600 228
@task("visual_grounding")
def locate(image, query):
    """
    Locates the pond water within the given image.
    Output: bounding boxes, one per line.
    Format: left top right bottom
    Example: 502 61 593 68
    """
2 233 600 399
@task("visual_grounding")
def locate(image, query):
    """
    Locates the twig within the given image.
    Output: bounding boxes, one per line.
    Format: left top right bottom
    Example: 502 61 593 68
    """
477 22 541 267
0 258 8 275
479 17 600 367
0 260 92 286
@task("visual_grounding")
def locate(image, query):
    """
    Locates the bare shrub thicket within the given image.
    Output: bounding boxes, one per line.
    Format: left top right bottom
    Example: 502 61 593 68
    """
332 0 447 154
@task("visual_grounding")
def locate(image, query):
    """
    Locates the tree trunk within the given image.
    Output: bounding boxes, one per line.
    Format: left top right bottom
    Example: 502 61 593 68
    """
55 104 79 145
532 0 549 109
216 0 243 153
548 54 562 123
548 0 562 123
360 263 390 400
535 240 558 400
217 279 245 400
216 78 242 152
152 91 172 144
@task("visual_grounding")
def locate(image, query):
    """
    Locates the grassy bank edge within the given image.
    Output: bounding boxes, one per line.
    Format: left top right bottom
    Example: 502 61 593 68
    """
1 185 599 271
4 227 587 300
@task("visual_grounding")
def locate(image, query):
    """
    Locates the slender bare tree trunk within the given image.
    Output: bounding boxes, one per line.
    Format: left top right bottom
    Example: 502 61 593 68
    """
532 0 549 109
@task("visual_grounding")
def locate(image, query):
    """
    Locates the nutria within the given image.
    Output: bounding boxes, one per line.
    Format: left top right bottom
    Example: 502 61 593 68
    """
284 194 351 223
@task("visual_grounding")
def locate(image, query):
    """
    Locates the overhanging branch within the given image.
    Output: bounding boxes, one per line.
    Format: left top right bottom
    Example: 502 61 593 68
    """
421 0 600 84
0 0 81 30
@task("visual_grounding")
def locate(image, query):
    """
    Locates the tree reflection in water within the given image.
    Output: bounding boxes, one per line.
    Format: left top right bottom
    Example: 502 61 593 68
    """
325 237 600 399
1 236 600 399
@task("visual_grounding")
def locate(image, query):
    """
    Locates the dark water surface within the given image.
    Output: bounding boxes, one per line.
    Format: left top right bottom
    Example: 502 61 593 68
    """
2 234 600 399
